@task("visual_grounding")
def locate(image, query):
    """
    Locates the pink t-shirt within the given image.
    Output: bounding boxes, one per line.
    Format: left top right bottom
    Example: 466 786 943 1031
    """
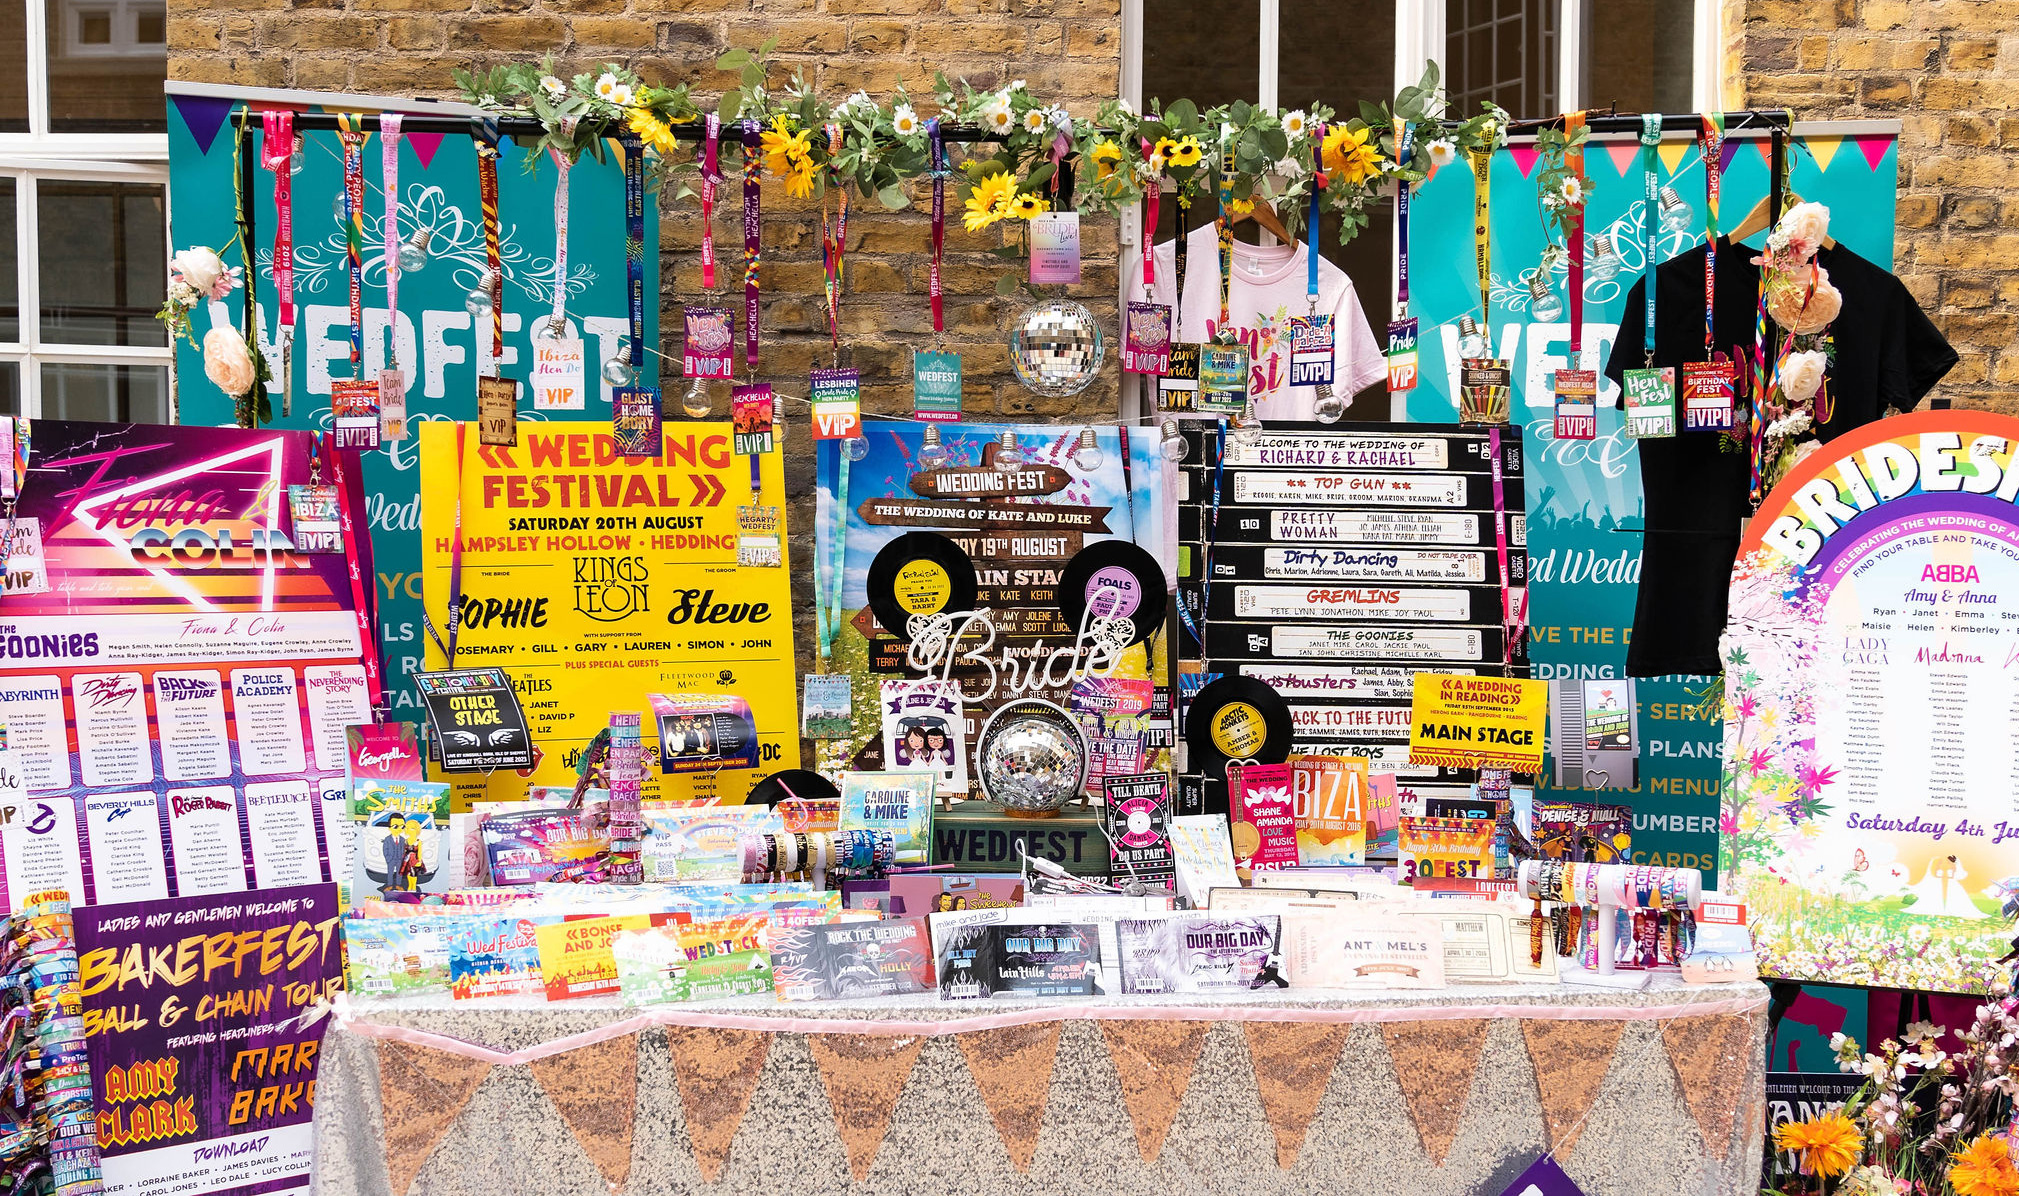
1132 223 1386 419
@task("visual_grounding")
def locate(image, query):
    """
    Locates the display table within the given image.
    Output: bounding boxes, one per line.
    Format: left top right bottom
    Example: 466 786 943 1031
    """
310 977 1767 1196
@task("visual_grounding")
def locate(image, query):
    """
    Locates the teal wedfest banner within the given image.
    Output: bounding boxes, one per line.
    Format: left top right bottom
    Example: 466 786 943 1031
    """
1406 122 1900 881
166 96 660 712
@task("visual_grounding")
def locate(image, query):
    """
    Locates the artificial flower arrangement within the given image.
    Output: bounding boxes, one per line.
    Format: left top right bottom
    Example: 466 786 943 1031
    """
458 58 701 170
158 243 275 426
1753 200 1841 491
1531 118 1596 277
1767 977 2019 1196
157 245 242 347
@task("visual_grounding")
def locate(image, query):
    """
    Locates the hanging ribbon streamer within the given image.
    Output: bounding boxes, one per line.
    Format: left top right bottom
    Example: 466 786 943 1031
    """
1565 111 1586 366
1701 113 1724 366
382 113 404 366
548 141 572 335
621 131 645 371
928 119 945 333
820 123 848 361
742 119 762 368
1468 141 1493 321
701 114 720 291
473 118 506 370
337 114 367 379
1141 140 1160 297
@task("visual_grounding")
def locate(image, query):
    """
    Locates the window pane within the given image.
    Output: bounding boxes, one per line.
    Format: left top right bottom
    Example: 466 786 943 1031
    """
0 180 17 344
1142 0 1258 116
1446 0 1557 117
1589 0 1693 113
39 362 166 422
0 0 26 132
0 363 21 415
38 179 165 347
47 0 166 133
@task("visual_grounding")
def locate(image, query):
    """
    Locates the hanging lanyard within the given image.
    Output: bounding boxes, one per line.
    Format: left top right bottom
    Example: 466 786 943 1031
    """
1388 122 1407 313
322 433 385 711
382 114 404 367
424 422 470 668
742 119 763 369
337 115 367 379
821 124 848 361
1311 125 1333 313
1700 113 1724 362
1640 115 1661 365
1564 111 1586 365
1487 426 1522 673
1174 192 1191 317
473 119 505 370
1469 141 1493 320
929 120 946 332
1750 126 1789 505
1215 169 1235 332
260 111 295 332
819 452 850 667
621 131 645 373
548 143 572 335
1140 141 1160 297
701 114 720 290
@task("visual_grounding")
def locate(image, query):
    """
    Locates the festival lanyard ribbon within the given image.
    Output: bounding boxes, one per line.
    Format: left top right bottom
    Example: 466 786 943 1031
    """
742 119 763 368
1700 112 1725 364
820 123 848 360
382 113 404 368
259 111 296 333
321 434 385 711
1215 168 1235 332
1639 114 1661 366
929 120 946 332
337 115 367 378
620 131 645 372
1140 140 1160 298
1487 426 1524 673
1388 122 1407 315
473 118 505 371
1565 111 1586 366
1749 125 1789 505
1469 138 1494 322
701 114 720 291
424 422 470 668
547 139 572 336
1173 191 1191 314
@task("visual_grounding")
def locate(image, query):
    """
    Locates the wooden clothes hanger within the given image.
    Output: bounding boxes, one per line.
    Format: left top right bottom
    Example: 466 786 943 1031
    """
1728 189 1837 249
1232 197 1295 246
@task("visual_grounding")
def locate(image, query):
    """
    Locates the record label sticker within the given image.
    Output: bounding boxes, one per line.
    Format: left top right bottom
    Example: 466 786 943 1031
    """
894 561 951 615
1085 565 1142 619
1210 702 1269 759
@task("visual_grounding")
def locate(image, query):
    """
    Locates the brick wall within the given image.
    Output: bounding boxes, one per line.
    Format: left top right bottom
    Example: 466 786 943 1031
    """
1725 0 2015 412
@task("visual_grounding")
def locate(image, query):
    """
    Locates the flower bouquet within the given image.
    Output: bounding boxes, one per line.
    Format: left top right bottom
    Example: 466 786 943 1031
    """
1752 202 1842 492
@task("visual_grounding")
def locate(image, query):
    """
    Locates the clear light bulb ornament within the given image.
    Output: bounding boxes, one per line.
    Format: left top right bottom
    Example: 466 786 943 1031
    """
1312 384 1346 424
464 270 500 318
994 431 1025 469
1588 234 1623 282
1456 314 1488 360
1231 402 1264 447
397 228 433 273
842 435 870 462
1527 275 1565 324
334 191 348 223
916 424 948 470
289 136 304 176
1158 420 1189 462
681 378 711 419
1070 428 1104 472
1657 186 1694 235
602 341 638 387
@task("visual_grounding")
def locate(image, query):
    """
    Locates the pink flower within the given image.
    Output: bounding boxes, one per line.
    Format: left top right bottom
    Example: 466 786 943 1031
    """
1798 762 1839 796
1748 749 1774 775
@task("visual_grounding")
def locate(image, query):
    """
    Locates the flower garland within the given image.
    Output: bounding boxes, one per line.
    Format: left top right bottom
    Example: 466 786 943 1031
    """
1753 200 1841 490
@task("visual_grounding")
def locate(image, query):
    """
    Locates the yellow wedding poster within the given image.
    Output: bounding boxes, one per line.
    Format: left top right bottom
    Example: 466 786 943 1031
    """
1407 673 1547 773
419 421 798 805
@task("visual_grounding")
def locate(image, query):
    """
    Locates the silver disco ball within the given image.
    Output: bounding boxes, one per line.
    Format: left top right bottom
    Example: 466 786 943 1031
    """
975 698 1088 818
1009 299 1106 397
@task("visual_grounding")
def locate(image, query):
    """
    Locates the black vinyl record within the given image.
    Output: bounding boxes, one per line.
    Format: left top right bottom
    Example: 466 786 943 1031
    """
748 769 841 807
1058 539 1164 646
1185 675 1292 781
866 532 978 638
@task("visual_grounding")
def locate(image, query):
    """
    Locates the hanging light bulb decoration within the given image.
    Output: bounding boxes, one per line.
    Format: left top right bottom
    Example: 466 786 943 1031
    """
1069 428 1104 472
397 227 433 273
1456 314 1489 360
1527 275 1564 324
334 191 348 223
1587 234 1624 282
681 378 711 419
602 339 639 387
464 269 500 318
1230 402 1264 447
916 424 949 470
288 135 304 176
842 435 870 462
1312 383 1346 424
1657 186 1694 235
1158 420 1189 462
994 431 1025 469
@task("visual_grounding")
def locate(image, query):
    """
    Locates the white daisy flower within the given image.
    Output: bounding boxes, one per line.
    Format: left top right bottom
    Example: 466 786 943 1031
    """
892 104 920 136
608 83 633 107
1006 79 1027 93
1281 109 1308 138
981 98 1013 134
594 73 620 101
1560 176 1584 205
1426 137 1457 168
1115 97 1134 116
540 75 566 100
1023 109 1048 134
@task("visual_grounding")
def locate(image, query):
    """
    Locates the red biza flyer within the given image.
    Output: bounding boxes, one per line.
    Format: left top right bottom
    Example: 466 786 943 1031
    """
0 422 373 910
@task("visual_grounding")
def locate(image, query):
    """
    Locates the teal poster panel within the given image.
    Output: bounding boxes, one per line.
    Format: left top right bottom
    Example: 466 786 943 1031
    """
1406 125 1900 881
167 99 659 712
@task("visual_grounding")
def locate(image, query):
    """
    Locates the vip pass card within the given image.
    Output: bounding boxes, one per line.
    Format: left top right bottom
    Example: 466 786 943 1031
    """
1552 368 1597 442
731 385 776 455
331 378 382 451
912 350 963 420
287 485 342 555
683 307 736 379
1123 302 1172 376
1158 343 1200 410
1384 317 1419 392
530 337 587 412
1287 314 1335 387
1198 344 1251 414
1102 771 1175 889
1029 211 1082 285
612 387 663 458
1681 358 1736 431
476 375 519 447
801 673 854 739
1623 367 1676 439
412 667 534 773
839 769 936 863
810 368 863 439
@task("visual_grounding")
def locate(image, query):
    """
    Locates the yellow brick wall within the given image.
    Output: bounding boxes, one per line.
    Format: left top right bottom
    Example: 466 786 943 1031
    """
1726 0 2013 410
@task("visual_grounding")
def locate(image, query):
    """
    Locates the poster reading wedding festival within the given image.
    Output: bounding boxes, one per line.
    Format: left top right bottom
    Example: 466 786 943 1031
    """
1723 410 2019 992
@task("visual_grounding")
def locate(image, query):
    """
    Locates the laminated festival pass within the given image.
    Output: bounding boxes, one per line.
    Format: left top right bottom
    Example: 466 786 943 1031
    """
418 421 799 805
1408 673 1546 773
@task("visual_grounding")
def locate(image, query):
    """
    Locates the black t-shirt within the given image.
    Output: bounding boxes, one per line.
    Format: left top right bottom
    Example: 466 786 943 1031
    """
1602 238 1957 677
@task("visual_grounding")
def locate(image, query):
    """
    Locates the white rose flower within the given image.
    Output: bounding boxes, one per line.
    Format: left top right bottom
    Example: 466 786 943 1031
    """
1780 349 1829 404
1776 200 1831 259
203 326 256 396
171 246 226 297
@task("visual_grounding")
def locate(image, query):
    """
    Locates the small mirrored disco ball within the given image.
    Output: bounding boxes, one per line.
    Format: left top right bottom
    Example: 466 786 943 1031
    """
1009 299 1106 397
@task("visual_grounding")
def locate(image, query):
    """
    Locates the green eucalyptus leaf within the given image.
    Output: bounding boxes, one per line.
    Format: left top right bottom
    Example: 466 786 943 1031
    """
877 182 908 210
995 272 1020 296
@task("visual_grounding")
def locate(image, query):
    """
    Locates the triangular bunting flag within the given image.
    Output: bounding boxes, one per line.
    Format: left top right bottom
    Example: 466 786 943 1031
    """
172 95 235 157
1603 141 1640 177
1243 1022 1349 1169
957 1021 1064 1172
375 1041 492 1196
1855 134 1894 171
1521 1019 1626 1155
1100 1019 1211 1163
1803 135 1843 172
1496 1153 1592 1195
408 132 446 170
666 1026 772 1182
808 1033 926 1181
1661 1015 1757 1161
1657 140 1691 177
528 1035 639 1192
1380 1019 1491 1166
1424 158 1443 186
1719 137 1741 175
1754 138 1773 166
1508 143 1543 179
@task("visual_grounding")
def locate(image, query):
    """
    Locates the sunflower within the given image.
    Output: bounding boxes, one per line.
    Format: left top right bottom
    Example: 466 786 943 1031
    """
1090 138 1124 180
1007 192 1049 220
1322 125 1383 186
1150 136 1178 170
1167 135 1203 169
760 115 813 182
626 108 680 157
1952 1134 2019 1196
1226 196 1255 216
964 171 1016 231
1772 1112 1862 1180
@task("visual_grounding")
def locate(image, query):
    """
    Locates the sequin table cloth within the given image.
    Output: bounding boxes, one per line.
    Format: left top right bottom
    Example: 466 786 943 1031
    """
311 977 1768 1196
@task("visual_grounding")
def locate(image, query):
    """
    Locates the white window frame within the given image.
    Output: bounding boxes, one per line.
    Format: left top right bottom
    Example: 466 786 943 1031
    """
0 0 173 418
